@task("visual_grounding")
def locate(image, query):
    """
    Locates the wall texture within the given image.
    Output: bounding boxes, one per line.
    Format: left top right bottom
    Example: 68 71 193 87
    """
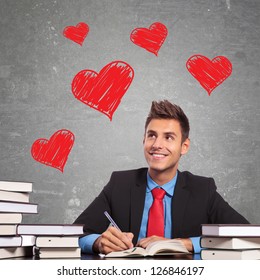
0 0 259 225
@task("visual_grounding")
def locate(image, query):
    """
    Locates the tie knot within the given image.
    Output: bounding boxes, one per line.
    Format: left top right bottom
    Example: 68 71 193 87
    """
152 188 166 200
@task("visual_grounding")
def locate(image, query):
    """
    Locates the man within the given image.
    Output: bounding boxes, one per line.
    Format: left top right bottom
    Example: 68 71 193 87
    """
74 100 249 254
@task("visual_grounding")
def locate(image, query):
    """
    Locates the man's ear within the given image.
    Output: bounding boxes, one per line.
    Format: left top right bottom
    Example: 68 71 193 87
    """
181 138 190 156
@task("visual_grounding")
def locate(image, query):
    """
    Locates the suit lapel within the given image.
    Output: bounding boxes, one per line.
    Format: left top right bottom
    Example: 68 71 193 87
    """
129 169 190 242
130 168 147 245
171 171 190 237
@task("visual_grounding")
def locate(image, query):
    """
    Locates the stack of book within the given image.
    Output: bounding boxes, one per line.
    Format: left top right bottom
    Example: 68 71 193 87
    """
0 180 84 259
0 180 37 259
200 224 260 260
23 224 83 259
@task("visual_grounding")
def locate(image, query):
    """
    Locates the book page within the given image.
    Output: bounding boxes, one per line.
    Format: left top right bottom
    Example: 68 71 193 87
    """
105 247 147 258
146 239 189 255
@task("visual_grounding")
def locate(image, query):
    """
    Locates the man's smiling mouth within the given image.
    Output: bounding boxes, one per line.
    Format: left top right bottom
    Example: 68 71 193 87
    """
149 152 168 158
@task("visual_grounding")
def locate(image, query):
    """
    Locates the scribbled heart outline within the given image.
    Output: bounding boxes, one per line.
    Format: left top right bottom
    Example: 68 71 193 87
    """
31 129 75 172
63 22 89 46
130 22 168 56
71 60 134 120
186 54 232 95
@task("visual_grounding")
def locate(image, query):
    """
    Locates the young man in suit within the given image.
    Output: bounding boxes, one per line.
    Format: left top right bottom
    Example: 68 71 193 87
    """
74 100 249 254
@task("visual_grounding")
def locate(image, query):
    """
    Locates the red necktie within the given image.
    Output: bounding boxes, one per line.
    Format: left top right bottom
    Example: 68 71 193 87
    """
147 188 166 237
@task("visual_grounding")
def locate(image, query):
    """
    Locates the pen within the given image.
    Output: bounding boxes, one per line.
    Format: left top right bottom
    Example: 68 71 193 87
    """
104 211 121 231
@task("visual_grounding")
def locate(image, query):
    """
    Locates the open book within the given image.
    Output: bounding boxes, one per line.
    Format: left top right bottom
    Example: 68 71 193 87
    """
105 239 190 258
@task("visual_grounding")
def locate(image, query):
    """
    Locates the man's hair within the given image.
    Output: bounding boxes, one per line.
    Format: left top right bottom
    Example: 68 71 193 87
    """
145 100 190 142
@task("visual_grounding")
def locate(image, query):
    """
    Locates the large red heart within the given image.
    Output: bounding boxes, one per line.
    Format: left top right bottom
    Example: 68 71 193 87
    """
71 61 134 120
186 55 232 95
130 22 168 56
63 22 89 46
31 129 75 172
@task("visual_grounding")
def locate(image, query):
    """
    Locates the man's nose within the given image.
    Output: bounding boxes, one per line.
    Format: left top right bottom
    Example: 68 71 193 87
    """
152 137 163 149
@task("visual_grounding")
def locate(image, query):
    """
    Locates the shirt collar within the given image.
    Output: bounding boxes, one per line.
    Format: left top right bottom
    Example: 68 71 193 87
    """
146 171 178 197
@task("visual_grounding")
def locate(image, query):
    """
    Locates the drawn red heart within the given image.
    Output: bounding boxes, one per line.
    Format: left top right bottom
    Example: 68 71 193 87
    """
130 22 168 56
186 55 232 95
63 22 89 46
31 129 75 172
71 61 134 120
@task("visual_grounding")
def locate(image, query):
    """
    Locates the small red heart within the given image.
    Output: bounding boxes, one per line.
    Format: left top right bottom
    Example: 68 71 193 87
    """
63 22 89 46
130 22 168 56
186 55 232 95
31 129 75 172
71 61 134 120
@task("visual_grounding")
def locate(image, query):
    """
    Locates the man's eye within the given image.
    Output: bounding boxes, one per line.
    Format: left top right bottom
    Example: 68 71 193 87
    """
166 136 174 141
147 134 156 138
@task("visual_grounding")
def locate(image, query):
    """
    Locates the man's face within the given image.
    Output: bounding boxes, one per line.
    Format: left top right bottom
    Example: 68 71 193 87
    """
143 119 190 177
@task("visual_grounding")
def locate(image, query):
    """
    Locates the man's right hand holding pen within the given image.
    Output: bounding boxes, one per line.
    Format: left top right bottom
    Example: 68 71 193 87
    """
93 226 134 254
93 211 134 254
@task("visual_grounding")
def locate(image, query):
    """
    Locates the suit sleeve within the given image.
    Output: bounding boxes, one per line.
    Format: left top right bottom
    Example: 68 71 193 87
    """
207 178 250 224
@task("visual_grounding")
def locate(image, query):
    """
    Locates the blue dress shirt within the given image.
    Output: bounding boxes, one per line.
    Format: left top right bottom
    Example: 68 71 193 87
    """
79 171 202 254
137 172 177 239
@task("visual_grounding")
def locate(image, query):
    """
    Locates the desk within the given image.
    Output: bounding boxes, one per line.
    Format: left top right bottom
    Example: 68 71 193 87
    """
81 253 202 260
5 253 201 260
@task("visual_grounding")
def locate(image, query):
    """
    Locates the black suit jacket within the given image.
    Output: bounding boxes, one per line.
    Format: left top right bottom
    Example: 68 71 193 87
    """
74 168 249 245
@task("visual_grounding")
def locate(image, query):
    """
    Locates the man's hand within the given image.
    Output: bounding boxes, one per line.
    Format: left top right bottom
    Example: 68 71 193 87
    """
137 236 194 252
176 238 194 252
137 235 169 248
93 226 134 254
